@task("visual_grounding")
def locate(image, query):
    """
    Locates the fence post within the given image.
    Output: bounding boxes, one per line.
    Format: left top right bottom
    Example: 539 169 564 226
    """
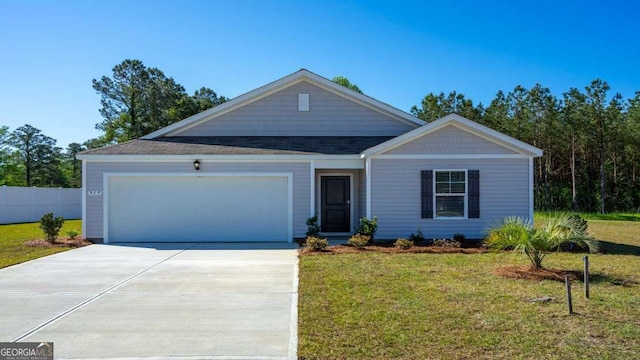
584 256 590 299
565 275 573 315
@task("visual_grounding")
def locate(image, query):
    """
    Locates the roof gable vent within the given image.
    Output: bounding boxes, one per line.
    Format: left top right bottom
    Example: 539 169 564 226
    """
298 94 309 112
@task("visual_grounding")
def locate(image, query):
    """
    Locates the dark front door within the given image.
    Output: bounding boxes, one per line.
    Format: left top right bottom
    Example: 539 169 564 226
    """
321 176 350 232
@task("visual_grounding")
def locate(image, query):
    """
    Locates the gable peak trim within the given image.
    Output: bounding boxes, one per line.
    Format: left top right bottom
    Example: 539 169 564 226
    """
360 113 543 158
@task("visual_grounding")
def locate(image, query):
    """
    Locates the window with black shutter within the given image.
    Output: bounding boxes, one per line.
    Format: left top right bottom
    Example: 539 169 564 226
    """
422 169 480 219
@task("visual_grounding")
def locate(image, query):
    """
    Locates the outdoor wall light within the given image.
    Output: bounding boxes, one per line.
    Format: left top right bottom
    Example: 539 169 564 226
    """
193 160 201 171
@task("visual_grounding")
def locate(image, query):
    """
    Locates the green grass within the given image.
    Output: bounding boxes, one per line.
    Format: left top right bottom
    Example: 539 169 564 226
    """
536 211 640 222
0 220 82 269
299 217 640 359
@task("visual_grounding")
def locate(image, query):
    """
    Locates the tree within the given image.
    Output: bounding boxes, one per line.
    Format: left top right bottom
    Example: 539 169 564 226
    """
584 80 612 214
332 76 363 94
9 125 64 187
92 59 228 143
0 126 22 185
82 136 111 150
93 59 149 142
63 142 85 188
486 214 599 269
561 88 588 211
411 91 483 123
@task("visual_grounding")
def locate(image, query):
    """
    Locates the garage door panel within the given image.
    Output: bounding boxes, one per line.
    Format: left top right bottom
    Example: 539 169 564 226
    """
108 176 289 242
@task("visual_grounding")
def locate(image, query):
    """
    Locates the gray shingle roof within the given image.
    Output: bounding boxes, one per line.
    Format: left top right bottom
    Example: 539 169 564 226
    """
79 136 395 156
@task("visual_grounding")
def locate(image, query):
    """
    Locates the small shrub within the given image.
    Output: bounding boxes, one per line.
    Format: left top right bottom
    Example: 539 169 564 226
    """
394 238 413 249
453 233 466 242
66 229 79 239
409 228 428 244
348 233 371 249
433 238 461 248
306 215 321 237
356 217 378 240
40 213 64 244
304 236 328 251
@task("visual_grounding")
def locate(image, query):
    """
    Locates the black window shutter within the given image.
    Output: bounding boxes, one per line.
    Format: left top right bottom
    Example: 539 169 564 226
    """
421 170 433 218
468 170 480 218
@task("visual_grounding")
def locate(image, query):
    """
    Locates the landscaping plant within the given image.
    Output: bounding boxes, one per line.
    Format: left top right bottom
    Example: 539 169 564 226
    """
304 236 328 251
486 213 599 269
305 215 320 237
394 238 413 249
348 234 370 249
433 238 461 248
66 229 79 239
409 228 428 244
40 213 65 244
356 216 378 241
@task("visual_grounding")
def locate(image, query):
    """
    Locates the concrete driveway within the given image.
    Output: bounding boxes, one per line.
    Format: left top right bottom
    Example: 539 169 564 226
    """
0 243 299 359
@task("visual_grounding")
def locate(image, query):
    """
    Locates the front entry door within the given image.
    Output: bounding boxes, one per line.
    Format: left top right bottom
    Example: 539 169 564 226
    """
321 176 350 232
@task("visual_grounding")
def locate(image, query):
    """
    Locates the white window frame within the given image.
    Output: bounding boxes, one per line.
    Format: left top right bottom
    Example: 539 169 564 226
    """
433 169 468 220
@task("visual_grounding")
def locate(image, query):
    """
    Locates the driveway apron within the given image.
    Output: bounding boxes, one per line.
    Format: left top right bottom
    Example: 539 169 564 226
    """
0 242 299 359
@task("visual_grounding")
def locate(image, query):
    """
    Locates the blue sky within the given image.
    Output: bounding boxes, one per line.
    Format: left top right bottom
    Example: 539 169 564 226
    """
1 0 639 148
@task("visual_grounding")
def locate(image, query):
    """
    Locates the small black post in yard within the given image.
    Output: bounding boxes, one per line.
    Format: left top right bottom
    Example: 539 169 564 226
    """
583 256 590 299
565 275 573 315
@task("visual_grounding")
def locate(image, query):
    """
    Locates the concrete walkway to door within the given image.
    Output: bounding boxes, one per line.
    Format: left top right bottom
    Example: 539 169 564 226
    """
0 242 299 359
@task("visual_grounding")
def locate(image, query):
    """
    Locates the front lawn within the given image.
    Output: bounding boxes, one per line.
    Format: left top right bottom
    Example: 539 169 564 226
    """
298 218 640 359
0 220 83 269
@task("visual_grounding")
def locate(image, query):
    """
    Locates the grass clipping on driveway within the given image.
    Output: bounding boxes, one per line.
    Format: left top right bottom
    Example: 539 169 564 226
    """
298 221 640 359
0 220 85 269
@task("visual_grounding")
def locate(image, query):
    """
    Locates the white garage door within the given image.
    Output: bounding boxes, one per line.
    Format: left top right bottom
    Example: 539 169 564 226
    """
106 175 290 242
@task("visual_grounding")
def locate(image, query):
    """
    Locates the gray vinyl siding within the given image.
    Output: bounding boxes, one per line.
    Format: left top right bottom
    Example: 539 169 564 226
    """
175 82 417 137
370 158 530 240
314 169 361 233
384 125 518 155
84 161 310 240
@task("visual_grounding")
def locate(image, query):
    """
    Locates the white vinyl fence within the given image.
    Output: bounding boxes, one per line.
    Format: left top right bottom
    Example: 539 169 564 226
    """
0 186 82 224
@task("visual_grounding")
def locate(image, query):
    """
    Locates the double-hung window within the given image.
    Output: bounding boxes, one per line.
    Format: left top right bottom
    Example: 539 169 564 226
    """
434 170 467 218
421 169 479 219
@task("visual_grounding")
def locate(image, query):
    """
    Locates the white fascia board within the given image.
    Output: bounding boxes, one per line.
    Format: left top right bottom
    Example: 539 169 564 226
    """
313 159 365 169
372 154 531 160
76 154 362 162
81 159 87 239
361 113 543 158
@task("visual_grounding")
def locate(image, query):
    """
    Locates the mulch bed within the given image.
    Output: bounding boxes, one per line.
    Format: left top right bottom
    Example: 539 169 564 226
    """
300 244 488 255
24 238 92 248
492 265 583 282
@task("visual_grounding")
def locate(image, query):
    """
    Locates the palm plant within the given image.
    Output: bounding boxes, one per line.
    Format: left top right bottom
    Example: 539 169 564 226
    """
486 213 599 269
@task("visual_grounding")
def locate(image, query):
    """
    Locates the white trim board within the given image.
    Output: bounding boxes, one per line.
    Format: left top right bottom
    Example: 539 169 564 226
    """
77 154 362 162
102 172 294 244
371 154 531 160
81 160 87 239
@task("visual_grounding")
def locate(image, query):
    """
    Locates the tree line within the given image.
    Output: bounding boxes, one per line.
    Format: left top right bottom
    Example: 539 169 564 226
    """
411 80 640 213
2 59 638 213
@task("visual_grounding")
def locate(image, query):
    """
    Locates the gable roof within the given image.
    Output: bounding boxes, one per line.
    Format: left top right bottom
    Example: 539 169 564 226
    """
141 69 424 139
361 113 543 157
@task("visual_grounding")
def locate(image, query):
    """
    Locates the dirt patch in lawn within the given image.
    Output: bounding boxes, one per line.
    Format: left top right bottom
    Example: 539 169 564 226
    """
24 238 92 248
301 244 488 255
493 265 583 282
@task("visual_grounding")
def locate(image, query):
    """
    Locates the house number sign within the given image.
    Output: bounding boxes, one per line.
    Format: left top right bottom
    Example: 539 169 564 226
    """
87 190 102 196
